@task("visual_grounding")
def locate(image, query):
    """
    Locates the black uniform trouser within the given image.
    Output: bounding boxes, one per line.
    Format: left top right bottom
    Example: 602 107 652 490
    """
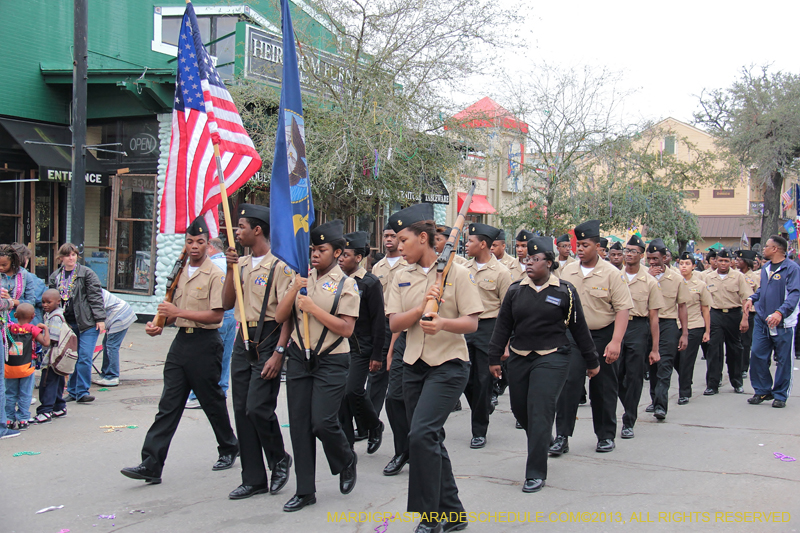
676 327 705 398
141 329 238 476
341 345 381 448
588 324 618 441
707 308 744 390
464 317 495 438
795 325 800 358
231 322 286 486
385 331 409 456
618 317 650 429
285 344 353 495
742 313 755 372
404 358 468 517
649 320 680 413
554 331 586 437
365 320 398 419
508 347 570 480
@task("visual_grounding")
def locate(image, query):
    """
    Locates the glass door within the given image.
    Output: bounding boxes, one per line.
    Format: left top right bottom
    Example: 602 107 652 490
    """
110 174 157 294
33 180 58 280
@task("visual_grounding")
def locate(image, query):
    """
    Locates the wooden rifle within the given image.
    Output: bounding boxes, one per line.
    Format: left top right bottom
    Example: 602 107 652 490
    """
153 246 187 328
421 180 476 321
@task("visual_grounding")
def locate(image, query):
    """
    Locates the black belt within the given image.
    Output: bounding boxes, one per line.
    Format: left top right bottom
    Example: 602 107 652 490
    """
628 316 649 321
712 307 741 313
179 327 216 334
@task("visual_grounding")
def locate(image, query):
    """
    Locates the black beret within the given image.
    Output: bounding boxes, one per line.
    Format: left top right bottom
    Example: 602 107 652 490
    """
528 236 554 255
238 203 270 225
717 248 731 259
707 249 717 258
574 220 600 240
186 216 209 237
556 234 571 244
344 231 369 251
310 219 344 246
516 230 533 242
599 237 609 249
646 238 666 254
679 251 693 261
495 230 506 241
387 203 434 234
739 249 757 261
436 225 452 235
469 223 501 241
610 241 623 251
627 234 645 250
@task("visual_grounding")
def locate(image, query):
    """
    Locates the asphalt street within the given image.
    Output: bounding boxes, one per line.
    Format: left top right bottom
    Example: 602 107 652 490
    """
3 323 799 532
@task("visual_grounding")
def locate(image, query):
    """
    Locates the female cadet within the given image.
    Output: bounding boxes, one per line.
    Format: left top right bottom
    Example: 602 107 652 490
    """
275 219 359 512
675 251 712 404
385 203 483 533
488 236 599 494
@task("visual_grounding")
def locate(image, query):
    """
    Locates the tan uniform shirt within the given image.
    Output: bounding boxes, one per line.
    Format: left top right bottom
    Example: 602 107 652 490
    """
372 255 408 311
743 269 761 292
560 258 633 330
558 255 577 272
173 256 224 329
465 255 512 319
704 269 753 309
624 268 665 317
497 253 524 281
654 267 691 321
234 251 293 323
386 262 483 366
290 264 360 355
685 273 713 329
452 255 468 266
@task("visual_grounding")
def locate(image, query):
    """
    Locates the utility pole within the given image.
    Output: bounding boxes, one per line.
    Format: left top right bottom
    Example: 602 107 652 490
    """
71 0 88 259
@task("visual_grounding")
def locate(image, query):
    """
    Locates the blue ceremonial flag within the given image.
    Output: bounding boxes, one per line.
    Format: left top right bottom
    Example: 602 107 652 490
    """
270 0 314 276
784 219 797 240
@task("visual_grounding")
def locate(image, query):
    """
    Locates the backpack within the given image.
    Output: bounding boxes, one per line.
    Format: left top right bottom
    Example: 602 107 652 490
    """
5 326 34 379
49 316 79 377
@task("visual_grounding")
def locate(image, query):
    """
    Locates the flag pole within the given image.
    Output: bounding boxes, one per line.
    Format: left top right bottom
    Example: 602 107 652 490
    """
213 143 251 349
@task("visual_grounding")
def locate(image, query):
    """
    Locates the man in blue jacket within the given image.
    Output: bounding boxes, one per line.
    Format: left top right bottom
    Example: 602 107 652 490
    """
743 235 800 408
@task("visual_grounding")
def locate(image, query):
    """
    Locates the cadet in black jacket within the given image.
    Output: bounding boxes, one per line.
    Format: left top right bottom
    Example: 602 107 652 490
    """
338 231 386 454
488 236 599 494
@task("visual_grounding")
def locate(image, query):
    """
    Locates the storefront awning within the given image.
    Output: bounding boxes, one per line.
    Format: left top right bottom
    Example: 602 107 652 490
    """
457 192 496 214
0 118 112 186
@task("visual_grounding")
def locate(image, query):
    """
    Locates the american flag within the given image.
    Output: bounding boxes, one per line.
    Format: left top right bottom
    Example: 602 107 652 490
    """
783 190 793 210
159 2 262 236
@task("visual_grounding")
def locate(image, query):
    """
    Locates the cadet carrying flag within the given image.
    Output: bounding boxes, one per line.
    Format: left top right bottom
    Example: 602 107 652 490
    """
270 0 314 276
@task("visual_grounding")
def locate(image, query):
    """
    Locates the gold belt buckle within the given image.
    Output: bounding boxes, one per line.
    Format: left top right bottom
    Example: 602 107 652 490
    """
247 321 258 328
185 327 194 333
722 309 729 313
629 315 634 321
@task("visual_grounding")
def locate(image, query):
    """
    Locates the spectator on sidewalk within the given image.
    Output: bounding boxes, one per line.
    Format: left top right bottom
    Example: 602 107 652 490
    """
11 243 46 324
91 290 137 387
34 290 68 423
5 303 48 430
0 244 37 322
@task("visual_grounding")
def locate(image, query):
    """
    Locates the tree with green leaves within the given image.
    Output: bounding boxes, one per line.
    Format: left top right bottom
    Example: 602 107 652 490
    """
694 66 800 240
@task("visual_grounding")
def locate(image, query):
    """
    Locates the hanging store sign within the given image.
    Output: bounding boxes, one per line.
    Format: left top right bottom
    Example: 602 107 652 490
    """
43 168 111 187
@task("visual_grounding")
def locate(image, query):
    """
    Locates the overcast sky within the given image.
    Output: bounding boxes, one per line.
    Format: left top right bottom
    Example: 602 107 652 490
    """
456 0 800 126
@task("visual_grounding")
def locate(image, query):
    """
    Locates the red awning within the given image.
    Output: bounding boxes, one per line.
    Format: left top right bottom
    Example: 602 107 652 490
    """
457 192 496 214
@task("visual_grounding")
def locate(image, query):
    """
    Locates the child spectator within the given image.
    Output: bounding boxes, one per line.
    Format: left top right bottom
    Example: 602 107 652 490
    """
12 243 46 324
5 303 48 430
91 290 137 387
34 290 66 424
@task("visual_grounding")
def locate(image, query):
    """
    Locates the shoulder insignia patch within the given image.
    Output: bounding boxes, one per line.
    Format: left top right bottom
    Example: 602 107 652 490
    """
352 280 359 292
283 265 293 276
469 273 477 285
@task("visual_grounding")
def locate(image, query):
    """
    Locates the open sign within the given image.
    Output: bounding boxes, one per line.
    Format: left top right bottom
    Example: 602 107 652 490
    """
129 133 158 155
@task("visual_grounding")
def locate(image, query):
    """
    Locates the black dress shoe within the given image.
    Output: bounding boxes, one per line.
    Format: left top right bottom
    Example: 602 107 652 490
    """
77 395 95 403
596 439 615 452
515 420 523 429
213 452 238 471
340 452 357 494
283 493 316 512
442 516 469 532
773 399 786 408
644 370 650 380
469 436 486 449
678 397 689 405
645 403 655 413
367 421 384 454
414 522 443 533
383 452 409 476
452 399 462 412
703 387 718 396
748 393 774 404
548 435 569 456
229 484 269 500
270 453 292 494
734 386 744 394
120 464 161 484
491 393 498 407
522 478 545 493
354 429 368 442
653 407 666 420
620 426 634 439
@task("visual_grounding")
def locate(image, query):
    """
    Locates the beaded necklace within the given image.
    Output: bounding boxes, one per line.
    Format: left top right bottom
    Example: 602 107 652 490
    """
1 270 24 300
58 268 78 304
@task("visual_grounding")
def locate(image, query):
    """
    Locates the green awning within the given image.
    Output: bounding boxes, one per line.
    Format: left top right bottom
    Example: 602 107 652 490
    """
707 241 723 250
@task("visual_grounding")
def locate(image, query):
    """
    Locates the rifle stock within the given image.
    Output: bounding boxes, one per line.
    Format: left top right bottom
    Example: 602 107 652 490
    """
154 246 187 328
421 181 477 320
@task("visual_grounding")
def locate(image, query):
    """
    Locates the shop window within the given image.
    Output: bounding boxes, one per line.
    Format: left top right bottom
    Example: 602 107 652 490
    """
0 171 23 244
110 175 157 294
33 180 58 280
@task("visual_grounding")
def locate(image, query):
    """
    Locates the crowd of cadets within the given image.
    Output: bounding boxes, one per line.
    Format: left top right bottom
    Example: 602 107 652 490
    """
119 205 797 533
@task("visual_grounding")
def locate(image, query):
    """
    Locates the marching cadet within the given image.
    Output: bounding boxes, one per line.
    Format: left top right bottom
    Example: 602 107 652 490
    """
464 223 512 448
436 225 468 266
489 236 599 493
736 249 760 378
222 204 293 500
121 216 239 485
275 219 359 512
372 224 411 476
384 203 483 533
338 231 386 454
617 234 663 439
492 230 524 281
675 252 711 405
559 220 632 453
599 237 609 260
608 242 624 270
644 239 690 420
701 249 718 278
556 234 576 271
513 230 534 281
702 248 752 396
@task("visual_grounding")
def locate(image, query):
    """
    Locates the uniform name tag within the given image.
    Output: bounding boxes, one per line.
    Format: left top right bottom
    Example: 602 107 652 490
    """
545 295 561 306
399 282 411 287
